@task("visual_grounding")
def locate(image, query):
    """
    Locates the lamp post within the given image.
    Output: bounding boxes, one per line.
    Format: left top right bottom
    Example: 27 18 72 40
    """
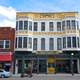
71 53 74 76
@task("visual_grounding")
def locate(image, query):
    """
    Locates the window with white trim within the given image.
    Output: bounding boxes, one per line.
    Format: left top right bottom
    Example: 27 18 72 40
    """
0 40 10 49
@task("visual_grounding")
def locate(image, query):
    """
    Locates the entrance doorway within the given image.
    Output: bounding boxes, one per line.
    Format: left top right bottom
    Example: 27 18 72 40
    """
39 60 47 73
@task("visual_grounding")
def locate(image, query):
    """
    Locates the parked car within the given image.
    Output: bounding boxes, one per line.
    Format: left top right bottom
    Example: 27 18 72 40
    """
0 69 11 78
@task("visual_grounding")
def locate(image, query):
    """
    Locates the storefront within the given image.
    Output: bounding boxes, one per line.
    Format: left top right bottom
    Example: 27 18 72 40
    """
14 51 80 74
0 52 12 71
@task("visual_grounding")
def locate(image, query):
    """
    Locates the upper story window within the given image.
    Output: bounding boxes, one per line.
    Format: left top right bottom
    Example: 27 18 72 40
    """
66 20 71 29
49 38 54 50
57 38 62 50
24 21 28 30
41 38 45 50
41 22 45 31
34 22 38 31
0 40 4 48
0 40 10 49
63 37 66 48
29 21 32 31
23 37 27 48
19 21 23 30
5 40 10 48
18 37 22 48
62 21 65 30
16 21 18 31
28 38 32 48
15 37 17 48
67 37 71 48
71 20 76 29
57 22 61 31
77 37 79 48
49 22 54 31
33 38 37 50
72 37 76 48
77 21 79 30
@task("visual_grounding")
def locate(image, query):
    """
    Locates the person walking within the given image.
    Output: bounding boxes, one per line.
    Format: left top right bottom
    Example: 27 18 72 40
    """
27 62 33 77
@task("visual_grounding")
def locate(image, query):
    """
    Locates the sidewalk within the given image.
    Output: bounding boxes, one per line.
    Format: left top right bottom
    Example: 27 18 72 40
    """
12 73 80 77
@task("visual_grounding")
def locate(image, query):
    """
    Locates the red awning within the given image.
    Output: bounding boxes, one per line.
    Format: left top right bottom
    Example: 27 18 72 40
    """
0 52 12 62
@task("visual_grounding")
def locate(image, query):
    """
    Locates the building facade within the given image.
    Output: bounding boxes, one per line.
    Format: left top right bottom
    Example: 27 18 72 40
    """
14 12 80 74
0 27 15 72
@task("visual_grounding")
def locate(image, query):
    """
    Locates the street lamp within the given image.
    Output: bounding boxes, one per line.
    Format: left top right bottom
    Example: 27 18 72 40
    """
71 53 74 76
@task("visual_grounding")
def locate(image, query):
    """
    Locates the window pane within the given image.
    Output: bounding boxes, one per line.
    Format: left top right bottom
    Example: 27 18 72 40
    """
49 38 54 50
29 21 32 31
33 38 37 50
34 22 38 31
19 21 23 30
62 21 65 30
16 21 18 30
57 22 61 31
72 37 76 48
24 21 28 30
63 37 66 48
49 22 54 31
66 20 71 29
41 22 45 31
77 21 79 30
18 37 22 48
5 41 9 48
23 37 27 48
71 20 76 29
0 40 4 48
67 37 71 48
41 38 45 50
77 37 79 48
57 38 62 50
29 38 32 48
15 38 17 48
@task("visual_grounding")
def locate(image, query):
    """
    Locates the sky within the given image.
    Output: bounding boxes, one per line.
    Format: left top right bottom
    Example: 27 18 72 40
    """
0 0 80 28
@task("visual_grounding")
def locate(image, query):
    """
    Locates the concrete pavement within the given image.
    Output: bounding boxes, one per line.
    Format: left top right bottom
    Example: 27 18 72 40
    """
12 73 80 77
3 73 80 80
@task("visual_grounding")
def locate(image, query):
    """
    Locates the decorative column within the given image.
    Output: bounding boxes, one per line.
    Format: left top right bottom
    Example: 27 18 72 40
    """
15 59 18 74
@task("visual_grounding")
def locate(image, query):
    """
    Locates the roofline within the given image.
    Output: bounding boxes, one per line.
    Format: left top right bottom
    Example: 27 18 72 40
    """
16 11 79 14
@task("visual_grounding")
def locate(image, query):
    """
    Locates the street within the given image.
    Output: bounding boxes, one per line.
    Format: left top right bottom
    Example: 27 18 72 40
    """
1 74 80 80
